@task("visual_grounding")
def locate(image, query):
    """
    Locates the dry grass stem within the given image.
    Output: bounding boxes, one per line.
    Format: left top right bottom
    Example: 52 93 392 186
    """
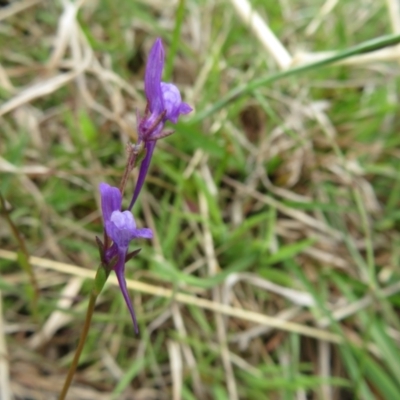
167 340 182 400
223 176 342 239
28 277 84 349
386 0 400 33
305 0 339 36
199 190 238 400
230 0 292 69
0 68 89 117
0 291 13 400
292 45 400 66
0 0 43 22
320 280 400 328
223 272 315 307
171 303 203 398
0 249 342 343
230 307 303 350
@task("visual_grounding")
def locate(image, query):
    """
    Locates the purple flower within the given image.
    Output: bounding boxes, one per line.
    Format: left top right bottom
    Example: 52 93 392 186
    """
99 182 152 333
129 38 192 209
160 83 193 123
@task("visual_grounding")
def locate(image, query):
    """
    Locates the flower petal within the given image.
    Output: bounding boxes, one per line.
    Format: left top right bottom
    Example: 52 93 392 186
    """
99 183 122 222
106 210 153 247
160 83 180 123
129 140 156 209
145 38 165 115
160 82 192 123
106 210 137 248
114 251 139 333
111 210 137 230
179 102 193 115
132 228 153 239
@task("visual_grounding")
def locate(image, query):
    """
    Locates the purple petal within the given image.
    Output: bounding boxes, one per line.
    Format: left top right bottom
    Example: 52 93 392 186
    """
132 228 153 239
106 210 137 248
99 183 122 222
160 83 181 123
179 102 193 115
160 83 192 123
128 141 156 209
114 251 139 333
145 38 165 115
111 210 137 230
106 210 153 247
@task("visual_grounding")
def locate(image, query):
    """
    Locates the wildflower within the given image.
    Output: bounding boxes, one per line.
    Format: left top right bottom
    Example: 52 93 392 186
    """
129 38 192 209
99 182 152 333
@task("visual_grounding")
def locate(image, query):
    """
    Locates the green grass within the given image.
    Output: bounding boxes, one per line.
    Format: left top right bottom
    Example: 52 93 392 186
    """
1 0 400 399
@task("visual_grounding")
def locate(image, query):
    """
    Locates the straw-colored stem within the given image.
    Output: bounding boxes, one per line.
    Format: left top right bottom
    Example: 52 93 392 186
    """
58 292 97 400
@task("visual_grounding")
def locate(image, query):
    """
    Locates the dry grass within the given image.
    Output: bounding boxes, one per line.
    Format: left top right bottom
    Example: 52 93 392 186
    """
1 0 400 399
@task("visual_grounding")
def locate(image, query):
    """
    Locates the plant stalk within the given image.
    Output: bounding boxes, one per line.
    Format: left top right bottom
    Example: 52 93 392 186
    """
58 292 98 400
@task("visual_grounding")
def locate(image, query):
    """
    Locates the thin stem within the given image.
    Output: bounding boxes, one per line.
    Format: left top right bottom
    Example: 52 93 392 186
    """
58 292 98 400
353 187 376 290
119 110 167 196
0 193 39 316
119 144 141 196
190 33 400 123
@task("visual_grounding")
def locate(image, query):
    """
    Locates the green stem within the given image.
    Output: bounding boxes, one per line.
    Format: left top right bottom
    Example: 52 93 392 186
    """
190 33 400 123
0 193 40 318
58 292 98 400
353 187 376 290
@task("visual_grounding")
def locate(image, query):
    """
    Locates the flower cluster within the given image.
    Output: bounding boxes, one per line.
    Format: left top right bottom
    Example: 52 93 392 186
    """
98 38 192 333
129 38 192 209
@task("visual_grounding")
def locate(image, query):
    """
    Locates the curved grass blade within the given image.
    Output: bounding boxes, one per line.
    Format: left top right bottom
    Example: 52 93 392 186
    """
191 33 400 123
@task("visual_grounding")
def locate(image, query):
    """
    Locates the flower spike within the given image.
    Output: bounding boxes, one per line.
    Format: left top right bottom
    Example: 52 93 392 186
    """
145 38 165 116
130 38 193 209
99 183 152 332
